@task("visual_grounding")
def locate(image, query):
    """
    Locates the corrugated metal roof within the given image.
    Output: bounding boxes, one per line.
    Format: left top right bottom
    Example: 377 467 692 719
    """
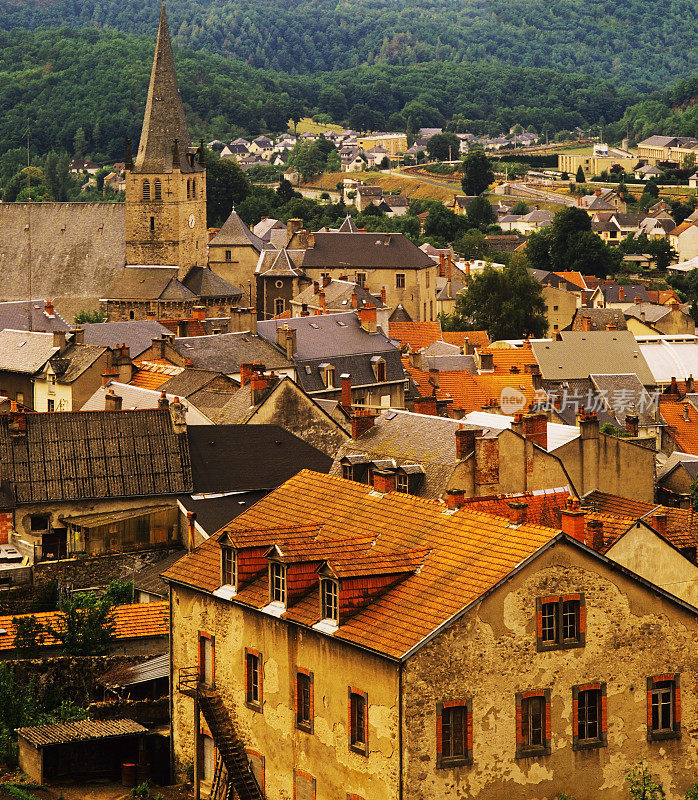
17 718 147 748
98 653 169 689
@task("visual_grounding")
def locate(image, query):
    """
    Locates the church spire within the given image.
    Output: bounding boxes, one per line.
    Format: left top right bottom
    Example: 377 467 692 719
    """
133 2 199 173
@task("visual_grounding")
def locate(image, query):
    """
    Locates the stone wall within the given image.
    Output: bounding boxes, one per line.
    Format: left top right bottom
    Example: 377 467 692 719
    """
9 655 151 706
89 697 169 726
0 202 126 320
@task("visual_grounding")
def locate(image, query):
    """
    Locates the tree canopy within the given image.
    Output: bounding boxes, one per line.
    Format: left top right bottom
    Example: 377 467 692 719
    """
461 152 494 196
455 260 548 340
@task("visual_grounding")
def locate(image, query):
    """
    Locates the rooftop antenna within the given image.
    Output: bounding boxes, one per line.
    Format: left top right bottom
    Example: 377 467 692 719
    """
26 126 32 332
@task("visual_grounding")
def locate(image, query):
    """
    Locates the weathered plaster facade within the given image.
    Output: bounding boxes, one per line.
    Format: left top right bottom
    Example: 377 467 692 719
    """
170 584 400 799
402 541 698 800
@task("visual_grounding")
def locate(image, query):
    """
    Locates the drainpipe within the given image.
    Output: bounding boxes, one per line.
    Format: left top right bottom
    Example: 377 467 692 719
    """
168 592 175 785
398 660 404 800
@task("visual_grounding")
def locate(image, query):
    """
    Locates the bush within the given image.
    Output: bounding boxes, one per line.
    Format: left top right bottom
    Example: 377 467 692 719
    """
625 762 665 800
74 309 106 324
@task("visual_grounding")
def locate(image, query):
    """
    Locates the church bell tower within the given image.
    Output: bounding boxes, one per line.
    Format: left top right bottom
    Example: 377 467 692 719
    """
125 2 207 276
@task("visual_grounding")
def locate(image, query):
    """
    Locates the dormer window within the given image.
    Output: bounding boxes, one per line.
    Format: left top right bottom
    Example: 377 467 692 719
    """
396 473 409 493
322 364 336 388
371 356 386 382
270 562 287 605
321 578 339 623
221 546 237 588
342 464 354 480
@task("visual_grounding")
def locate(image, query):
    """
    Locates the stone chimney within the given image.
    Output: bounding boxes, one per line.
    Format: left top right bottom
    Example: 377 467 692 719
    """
625 413 639 437
445 489 466 510
319 290 327 313
579 412 600 439
605 323 616 331
313 280 320 295
53 330 67 352
687 374 695 393
634 296 642 304
357 304 377 333
438 252 446 277
276 325 297 359
683 402 691 422
340 373 352 412
414 395 437 416
619 286 626 302
581 314 591 331
668 376 679 395
523 412 547 450
585 518 604 550
380 287 387 305
373 470 396 494
651 512 668 537
511 412 524 436
151 336 168 360
455 425 476 460
44 300 55 317
104 388 123 411
170 397 187 434
70 328 85 346
351 291 358 309
251 372 271 405
508 501 528 526
322 274 331 289
158 391 169 410
560 496 585 543
287 218 303 244
351 409 376 439
463 336 475 356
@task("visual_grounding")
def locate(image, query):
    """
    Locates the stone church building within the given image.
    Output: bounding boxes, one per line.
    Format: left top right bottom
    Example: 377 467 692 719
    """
0 3 243 323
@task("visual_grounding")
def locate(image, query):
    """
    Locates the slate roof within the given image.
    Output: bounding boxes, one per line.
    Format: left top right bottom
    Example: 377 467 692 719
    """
178 490 270 535
173 332 293 374
81 320 172 358
157 368 228 398
133 550 186 598
601 284 652 304
187 424 332 493
257 248 306 277
0 301 70 334
301 232 434 270
624 304 682 325
531 331 654 384
101 267 195 301
182 267 244 299
589 373 658 426
162 469 567 659
0 330 57 373
568 308 628 331
50 343 107 384
330 410 490 499
0 409 192 505
81 381 212 424
291 279 385 311
208 209 265 251
17 719 147 748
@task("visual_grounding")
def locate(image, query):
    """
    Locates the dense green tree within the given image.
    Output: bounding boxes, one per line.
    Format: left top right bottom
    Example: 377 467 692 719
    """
424 203 461 244
466 196 497 231
2 166 50 202
454 229 489 259
461 151 494 195
288 140 326 180
510 200 530 214
45 591 116 656
205 150 250 227
455 259 547 339
575 165 585 183
73 126 86 158
0 148 25 188
426 132 459 162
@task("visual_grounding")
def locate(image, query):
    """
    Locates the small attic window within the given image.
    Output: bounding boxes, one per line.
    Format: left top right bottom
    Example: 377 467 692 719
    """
221 546 237 588
305 365 312 375
321 578 339 622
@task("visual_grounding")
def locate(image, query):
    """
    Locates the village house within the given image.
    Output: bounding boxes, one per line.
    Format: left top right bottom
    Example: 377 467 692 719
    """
669 220 698 263
207 209 266 307
164 469 698 800
257 308 407 409
288 276 389 327
0 407 192 560
291 230 438 322
0 329 109 412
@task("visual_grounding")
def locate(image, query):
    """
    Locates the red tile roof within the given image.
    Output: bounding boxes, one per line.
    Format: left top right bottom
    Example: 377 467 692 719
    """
441 331 490 349
0 601 169 652
389 321 442 351
130 359 184 390
659 398 698 455
163 470 562 659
